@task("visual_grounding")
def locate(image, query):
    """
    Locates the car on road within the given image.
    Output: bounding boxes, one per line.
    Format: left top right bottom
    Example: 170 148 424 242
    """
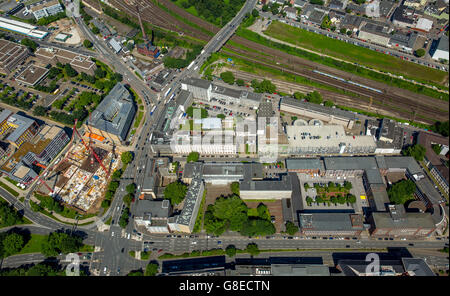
121 248 125 253
217 241 222 245
111 232 114 237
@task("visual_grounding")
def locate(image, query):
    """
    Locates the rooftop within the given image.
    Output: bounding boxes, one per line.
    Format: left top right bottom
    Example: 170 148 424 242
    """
299 213 364 231
86 83 136 141
182 77 211 89
135 199 171 219
286 158 324 171
280 97 356 120
271 264 330 276
6 114 37 144
15 65 49 86
240 175 292 192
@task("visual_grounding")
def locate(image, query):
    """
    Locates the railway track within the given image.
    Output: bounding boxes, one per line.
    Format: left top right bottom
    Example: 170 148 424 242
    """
221 69 424 121
94 0 448 123
222 51 444 124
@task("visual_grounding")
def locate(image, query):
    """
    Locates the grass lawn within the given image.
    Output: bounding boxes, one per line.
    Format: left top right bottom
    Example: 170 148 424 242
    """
264 21 448 87
129 250 136 258
0 181 19 197
15 234 47 255
134 111 144 128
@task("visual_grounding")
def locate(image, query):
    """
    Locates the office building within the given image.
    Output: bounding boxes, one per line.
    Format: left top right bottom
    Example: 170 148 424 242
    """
25 0 64 20
35 47 97 75
369 204 436 238
298 213 364 237
134 199 172 233
0 39 30 74
85 83 136 144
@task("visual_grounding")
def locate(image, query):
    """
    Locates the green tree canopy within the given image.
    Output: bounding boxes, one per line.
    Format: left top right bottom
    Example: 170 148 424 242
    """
246 243 260 256
187 151 200 163
402 144 426 162
164 181 188 205
225 245 237 257
387 180 416 205
41 232 83 257
236 79 245 86
414 48 426 57
285 221 299 235
220 71 235 85
230 182 240 196
126 183 136 194
144 262 159 276
2 233 24 256
83 39 93 48
121 151 134 165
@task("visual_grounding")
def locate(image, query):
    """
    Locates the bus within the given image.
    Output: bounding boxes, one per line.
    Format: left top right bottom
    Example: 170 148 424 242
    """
53 88 60 95
164 87 172 98
150 105 157 115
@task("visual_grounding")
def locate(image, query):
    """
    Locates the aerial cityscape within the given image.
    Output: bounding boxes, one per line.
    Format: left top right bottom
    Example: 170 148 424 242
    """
0 0 448 281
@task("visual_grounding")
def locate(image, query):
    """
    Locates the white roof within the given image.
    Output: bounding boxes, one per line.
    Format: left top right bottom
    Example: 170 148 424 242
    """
415 18 433 32
193 117 222 130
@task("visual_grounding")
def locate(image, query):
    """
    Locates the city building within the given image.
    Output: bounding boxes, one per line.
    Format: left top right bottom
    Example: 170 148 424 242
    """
368 118 404 154
85 83 136 144
279 97 356 129
298 213 365 237
25 0 64 20
417 132 449 196
1 113 39 148
168 163 204 233
365 0 380 18
429 35 449 61
182 78 263 109
54 33 71 42
358 23 391 46
15 65 49 86
108 38 122 54
337 257 435 276
368 204 436 238
0 39 30 74
284 6 298 19
0 16 48 39
35 47 97 75
7 162 38 184
293 0 307 8
175 90 193 113
391 5 416 28
137 41 160 58
403 0 428 9
134 199 172 233
284 123 376 155
239 175 292 199
183 162 263 185
388 31 418 53
141 157 157 199
414 17 433 32
20 125 69 167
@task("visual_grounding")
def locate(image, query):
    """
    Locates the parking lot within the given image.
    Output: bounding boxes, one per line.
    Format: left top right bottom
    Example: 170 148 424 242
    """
193 98 256 119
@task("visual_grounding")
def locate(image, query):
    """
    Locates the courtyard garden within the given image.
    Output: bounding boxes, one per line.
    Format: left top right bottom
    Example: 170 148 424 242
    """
304 181 356 206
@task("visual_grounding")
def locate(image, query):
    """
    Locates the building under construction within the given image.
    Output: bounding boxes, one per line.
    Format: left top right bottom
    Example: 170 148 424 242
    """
45 141 120 213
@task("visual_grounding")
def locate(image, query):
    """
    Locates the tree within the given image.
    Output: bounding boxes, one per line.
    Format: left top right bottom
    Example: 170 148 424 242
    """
256 204 270 221
41 232 83 257
340 28 347 34
414 48 425 57
330 196 337 204
121 151 134 165
127 270 144 276
388 180 416 205
246 243 260 256
402 144 426 162
431 121 449 137
306 91 323 104
91 26 100 34
217 113 226 120
285 221 299 235
236 79 245 87
83 40 93 48
119 207 130 228
262 4 269 12
225 245 237 257
337 195 346 204
347 194 356 204
230 182 240 196
164 181 188 205
252 9 259 18
324 100 334 107
21 38 38 52
2 233 24 256
293 92 305 100
126 183 136 194
306 196 313 206
304 183 310 190
187 152 200 163
220 71 235 85
64 64 78 77
344 181 352 190
123 194 133 207
315 196 324 204
144 263 159 276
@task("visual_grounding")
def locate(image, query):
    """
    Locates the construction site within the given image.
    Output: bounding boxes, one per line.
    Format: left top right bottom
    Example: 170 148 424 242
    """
36 122 122 214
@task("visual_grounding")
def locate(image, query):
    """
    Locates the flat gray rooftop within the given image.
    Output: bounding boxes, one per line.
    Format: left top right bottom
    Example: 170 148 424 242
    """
281 97 356 120
299 213 364 231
